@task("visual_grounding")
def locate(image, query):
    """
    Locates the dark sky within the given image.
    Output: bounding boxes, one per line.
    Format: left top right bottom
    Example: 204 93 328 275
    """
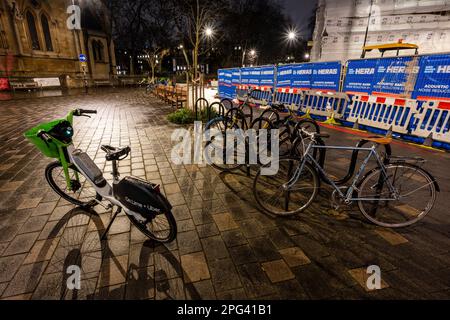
282 0 318 39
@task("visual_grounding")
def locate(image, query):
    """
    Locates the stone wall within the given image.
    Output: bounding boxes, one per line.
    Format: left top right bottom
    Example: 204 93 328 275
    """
0 0 116 87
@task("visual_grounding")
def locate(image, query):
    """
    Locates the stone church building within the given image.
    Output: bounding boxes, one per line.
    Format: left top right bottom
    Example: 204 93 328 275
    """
0 0 116 88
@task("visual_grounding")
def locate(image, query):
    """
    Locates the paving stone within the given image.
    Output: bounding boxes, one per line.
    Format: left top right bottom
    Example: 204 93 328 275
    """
348 267 390 292
31 272 65 300
125 266 155 300
216 288 247 300
18 215 49 234
163 183 181 195
190 209 214 225
291 234 330 259
98 255 129 288
153 249 181 281
186 279 216 299
237 263 277 299
374 229 409 245
17 197 43 210
24 238 60 264
177 231 202 255
181 252 211 283
177 219 196 233
267 228 295 249
209 258 242 292
32 201 57 216
0 253 27 283
201 235 229 261
2 261 48 298
212 212 239 232
108 233 130 257
0 181 24 192
108 216 131 235
156 277 186 300
229 245 258 265
221 229 248 248
279 247 311 267
248 237 282 262
275 279 309 300
237 219 265 238
0 223 21 242
196 223 220 238
3 232 39 256
261 260 295 283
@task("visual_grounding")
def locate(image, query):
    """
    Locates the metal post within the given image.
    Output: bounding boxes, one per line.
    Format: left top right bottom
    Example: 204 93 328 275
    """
361 0 374 58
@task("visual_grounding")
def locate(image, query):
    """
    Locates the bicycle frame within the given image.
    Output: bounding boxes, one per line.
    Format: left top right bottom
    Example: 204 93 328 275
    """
287 141 399 202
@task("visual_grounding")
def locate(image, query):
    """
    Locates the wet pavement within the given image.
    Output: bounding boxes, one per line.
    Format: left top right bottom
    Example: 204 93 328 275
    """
0 88 449 300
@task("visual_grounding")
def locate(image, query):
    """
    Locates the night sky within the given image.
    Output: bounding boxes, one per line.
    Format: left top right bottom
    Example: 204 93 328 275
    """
282 0 318 38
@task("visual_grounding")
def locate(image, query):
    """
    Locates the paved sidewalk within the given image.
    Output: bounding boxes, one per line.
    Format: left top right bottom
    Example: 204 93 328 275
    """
0 89 449 300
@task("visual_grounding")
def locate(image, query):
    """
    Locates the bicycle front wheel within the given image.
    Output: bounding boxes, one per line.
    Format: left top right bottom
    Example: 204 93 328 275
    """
358 163 437 228
45 161 101 207
253 158 319 216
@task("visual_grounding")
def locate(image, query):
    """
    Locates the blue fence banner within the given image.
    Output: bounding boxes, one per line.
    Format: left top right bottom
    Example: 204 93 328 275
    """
371 56 414 96
276 65 292 88
232 69 240 86
218 68 236 99
259 65 275 88
311 61 341 91
343 56 415 96
343 58 378 94
413 54 450 100
218 69 227 98
240 67 252 85
291 64 313 89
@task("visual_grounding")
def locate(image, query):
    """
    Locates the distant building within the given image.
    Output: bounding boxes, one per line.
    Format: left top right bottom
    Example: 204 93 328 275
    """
311 0 450 62
0 0 116 88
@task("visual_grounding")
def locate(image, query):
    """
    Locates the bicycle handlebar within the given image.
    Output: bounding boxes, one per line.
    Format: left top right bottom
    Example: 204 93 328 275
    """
37 130 52 143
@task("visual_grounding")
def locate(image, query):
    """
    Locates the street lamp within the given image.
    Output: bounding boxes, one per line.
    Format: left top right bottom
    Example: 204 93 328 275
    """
249 49 256 57
304 53 310 60
285 28 299 44
205 27 213 38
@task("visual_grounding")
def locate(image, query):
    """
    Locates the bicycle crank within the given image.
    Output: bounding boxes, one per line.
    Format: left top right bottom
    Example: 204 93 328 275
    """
330 187 352 210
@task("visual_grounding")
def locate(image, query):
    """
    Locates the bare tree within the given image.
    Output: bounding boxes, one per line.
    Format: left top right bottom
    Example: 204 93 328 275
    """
144 48 170 83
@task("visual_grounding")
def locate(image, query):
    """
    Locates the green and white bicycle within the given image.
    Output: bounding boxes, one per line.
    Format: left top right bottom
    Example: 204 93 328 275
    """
24 109 177 242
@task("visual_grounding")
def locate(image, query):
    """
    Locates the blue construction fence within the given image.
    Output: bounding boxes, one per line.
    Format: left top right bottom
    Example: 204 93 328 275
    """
217 52 450 149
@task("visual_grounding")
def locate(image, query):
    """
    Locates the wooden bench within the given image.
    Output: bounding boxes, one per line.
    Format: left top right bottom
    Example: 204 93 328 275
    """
94 80 113 88
9 80 42 92
120 79 135 87
166 86 187 109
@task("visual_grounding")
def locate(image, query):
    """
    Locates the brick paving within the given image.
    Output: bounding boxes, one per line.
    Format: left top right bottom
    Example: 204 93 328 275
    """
0 88 449 300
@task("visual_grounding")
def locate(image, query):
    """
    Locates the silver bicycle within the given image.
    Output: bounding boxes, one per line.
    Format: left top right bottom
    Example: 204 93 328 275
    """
253 132 439 228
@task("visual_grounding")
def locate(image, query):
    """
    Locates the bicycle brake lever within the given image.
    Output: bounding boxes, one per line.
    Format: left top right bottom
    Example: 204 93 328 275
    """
81 115 91 118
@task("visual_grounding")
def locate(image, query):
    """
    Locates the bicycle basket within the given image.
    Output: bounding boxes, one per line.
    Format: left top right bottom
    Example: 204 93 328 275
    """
24 122 61 158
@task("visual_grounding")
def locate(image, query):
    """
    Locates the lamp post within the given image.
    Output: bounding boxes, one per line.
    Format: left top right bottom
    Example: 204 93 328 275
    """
285 28 299 63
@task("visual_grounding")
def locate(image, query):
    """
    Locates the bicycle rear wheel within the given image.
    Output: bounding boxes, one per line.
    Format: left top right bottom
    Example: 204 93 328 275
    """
253 158 319 216
358 163 437 228
204 117 245 171
127 204 177 243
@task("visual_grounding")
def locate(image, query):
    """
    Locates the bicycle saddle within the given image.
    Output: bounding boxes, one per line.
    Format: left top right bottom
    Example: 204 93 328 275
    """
101 145 131 161
366 136 392 145
271 104 286 111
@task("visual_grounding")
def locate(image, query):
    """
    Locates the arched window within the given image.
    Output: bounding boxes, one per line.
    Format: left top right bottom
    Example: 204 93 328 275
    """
0 14 9 49
41 14 53 51
26 11 40 50
92 40 104 62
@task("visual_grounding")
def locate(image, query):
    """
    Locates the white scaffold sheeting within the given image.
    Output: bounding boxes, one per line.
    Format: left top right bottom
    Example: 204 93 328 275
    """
325 0 450 18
